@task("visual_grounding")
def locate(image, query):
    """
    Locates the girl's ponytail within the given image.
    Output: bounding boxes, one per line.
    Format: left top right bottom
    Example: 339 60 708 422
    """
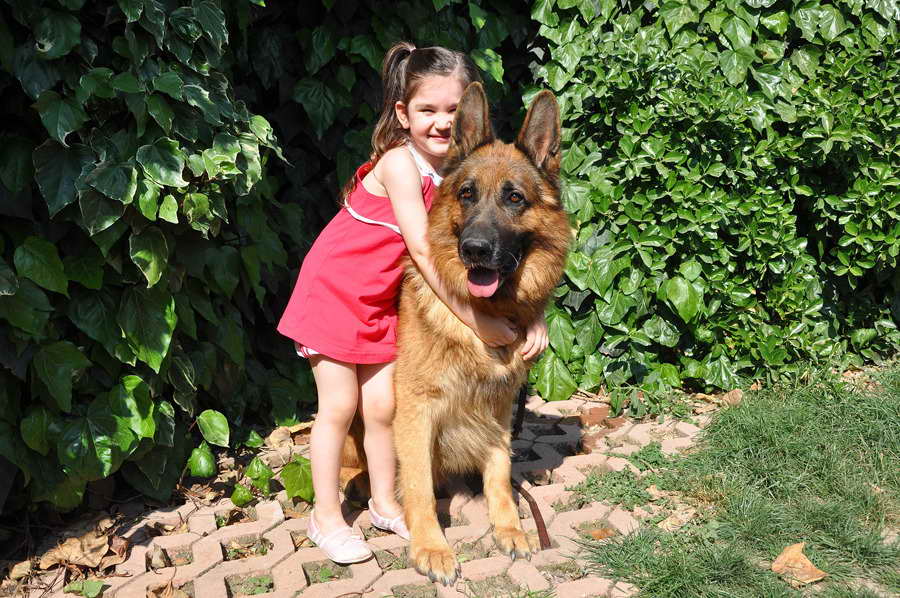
372 42 416 160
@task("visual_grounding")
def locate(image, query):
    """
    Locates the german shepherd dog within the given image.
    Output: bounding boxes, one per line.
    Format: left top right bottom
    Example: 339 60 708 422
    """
389 82 570 584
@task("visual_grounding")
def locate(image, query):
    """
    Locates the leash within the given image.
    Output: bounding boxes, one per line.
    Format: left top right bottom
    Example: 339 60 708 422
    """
511 384 551 551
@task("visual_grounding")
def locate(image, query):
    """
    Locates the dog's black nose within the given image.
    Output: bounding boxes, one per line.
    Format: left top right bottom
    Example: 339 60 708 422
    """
460 238 492 263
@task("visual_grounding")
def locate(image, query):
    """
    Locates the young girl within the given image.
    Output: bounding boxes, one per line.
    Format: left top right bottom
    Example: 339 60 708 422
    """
277 42 549 564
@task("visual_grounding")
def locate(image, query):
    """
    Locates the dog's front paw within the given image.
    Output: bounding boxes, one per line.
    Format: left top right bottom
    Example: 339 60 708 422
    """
411 541 460 586
493 525 535 561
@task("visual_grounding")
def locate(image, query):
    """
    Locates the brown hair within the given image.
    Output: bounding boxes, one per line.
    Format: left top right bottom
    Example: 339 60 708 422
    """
340 42 482 203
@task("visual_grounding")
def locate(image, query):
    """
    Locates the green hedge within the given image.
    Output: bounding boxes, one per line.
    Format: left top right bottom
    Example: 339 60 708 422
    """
0 0 537 511
527 0 900 414
0 0 898 511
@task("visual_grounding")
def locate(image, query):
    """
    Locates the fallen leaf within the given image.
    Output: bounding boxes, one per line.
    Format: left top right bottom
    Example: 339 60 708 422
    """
722 389 743 406
146 520 188 537
265 426 293 449
147 544 171 570
657 507 697 531
9 560 32 580
587 527 618 540
693 393 719 403
147 580 191 598
692 402 718 414
286 421 313 434
99 535 129 570
771 542 827 587
750 380 762 391
39 530 109 569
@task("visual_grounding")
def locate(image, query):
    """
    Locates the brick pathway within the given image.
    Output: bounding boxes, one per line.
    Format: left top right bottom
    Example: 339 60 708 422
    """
31 396 707 598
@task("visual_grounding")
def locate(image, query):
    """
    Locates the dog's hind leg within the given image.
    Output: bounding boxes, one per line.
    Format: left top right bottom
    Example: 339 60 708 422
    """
339 415 370 507
395 396 460 585
483 442 534 560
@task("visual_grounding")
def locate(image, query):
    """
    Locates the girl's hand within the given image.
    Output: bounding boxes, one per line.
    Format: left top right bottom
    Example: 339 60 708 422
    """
520 315 549 360
471 311 518 347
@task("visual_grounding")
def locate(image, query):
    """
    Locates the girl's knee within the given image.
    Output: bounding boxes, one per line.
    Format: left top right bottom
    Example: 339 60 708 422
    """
316 394 359 425
362 393 396 424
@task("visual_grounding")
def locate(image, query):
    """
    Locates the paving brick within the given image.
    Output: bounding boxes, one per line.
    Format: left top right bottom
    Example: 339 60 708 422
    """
578 404 610 427
555 575 615 597
508 559 551 591
547 505 613 554
295 558 382 598
610 581 639 597
604 456 640 475
605 509 639 536
674 421 702 437
624 422 655 447
368 568 438 597
660 437 693 455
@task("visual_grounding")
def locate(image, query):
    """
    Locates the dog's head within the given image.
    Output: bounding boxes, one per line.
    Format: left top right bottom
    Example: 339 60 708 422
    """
432 82 567 303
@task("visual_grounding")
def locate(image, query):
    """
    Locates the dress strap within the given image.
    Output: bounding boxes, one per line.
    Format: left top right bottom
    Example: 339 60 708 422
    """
406 143 444 186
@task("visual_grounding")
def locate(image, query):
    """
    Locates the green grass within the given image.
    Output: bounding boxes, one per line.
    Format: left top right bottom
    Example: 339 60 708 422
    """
582 363 900 597
568 468 653 510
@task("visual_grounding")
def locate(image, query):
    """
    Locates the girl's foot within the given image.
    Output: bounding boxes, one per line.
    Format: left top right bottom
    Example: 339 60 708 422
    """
368 498 410 540
308 510 372 564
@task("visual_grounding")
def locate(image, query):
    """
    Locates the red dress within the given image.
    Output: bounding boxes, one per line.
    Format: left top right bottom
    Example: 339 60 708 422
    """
277 161 437 364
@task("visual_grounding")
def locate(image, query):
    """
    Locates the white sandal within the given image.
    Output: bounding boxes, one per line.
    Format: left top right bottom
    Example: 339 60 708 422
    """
368 499 410 540
307 511 372 564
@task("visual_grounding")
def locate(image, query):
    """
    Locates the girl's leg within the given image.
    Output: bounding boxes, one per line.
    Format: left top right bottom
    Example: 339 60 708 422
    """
308 355 360 533
357 361 404 518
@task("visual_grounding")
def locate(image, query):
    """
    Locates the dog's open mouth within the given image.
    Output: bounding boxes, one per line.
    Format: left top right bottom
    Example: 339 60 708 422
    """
467 267 500 298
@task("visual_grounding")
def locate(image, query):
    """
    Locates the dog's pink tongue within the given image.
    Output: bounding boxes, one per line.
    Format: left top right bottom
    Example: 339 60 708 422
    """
467 268 499 297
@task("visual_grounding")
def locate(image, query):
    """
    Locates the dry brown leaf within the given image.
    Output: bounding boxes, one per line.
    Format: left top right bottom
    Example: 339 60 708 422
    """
587 527 618 540
147 544 171 570
286 421 313 434
692 402 718 414
99 536 130 570
657 507 697 531
771 542 827 587
750 380 763 391
722 389 744 406
9 560 32 580
265 426 293 449
693 393 719 403
147 580 191 598
38 530 109 569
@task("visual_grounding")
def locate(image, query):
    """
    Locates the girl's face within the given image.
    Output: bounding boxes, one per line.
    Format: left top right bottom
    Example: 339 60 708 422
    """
395 74 465 169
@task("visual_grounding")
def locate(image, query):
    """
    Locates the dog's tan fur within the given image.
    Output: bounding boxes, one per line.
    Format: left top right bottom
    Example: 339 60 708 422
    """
387 83 570 584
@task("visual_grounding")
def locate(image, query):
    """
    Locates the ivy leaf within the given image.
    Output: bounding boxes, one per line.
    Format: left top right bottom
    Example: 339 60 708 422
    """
118 0 143 22
108 375 155 439
58 392 137 481
546 308 575 362
194 0 228 52
12 44 61 100
14 237 68 296
245 456 273 493
642 315 681 347
534 349 578 402
348 34 381 70
197 409 229 447
280 456 314 502
230 483 253 507
129 226 168 287
760 10 789 35
33 341 91 412
0 280 52 336
468 2 488 30
111 72 142 93
64 250 104 290
722 15 753 49
292 78 340 139
21 406 53 456
0 261 18 296
34 139 94 218
63 580 104 598
188 440 215 477
80 189 125 235
86 162 137 203
153 71 183 100
182 84 221 125
117 284 176 373
137 138 188 188
531 0 559 26
34 10 81 60
159 194 178 223
66 291 120 355
659 1 697 37
136 177 160 220
663 276 701 323
36 91 87 147
471 48 504 83
718 48 755 86
0 134 34 193
305 25 336 74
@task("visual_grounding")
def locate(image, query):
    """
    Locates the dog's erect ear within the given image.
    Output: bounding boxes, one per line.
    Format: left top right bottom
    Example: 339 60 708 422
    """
515 91 561 177
448 82 493 164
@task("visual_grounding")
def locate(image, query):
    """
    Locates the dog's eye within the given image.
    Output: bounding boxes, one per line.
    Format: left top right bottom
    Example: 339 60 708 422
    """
508 192 524 203
459 187 474 201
